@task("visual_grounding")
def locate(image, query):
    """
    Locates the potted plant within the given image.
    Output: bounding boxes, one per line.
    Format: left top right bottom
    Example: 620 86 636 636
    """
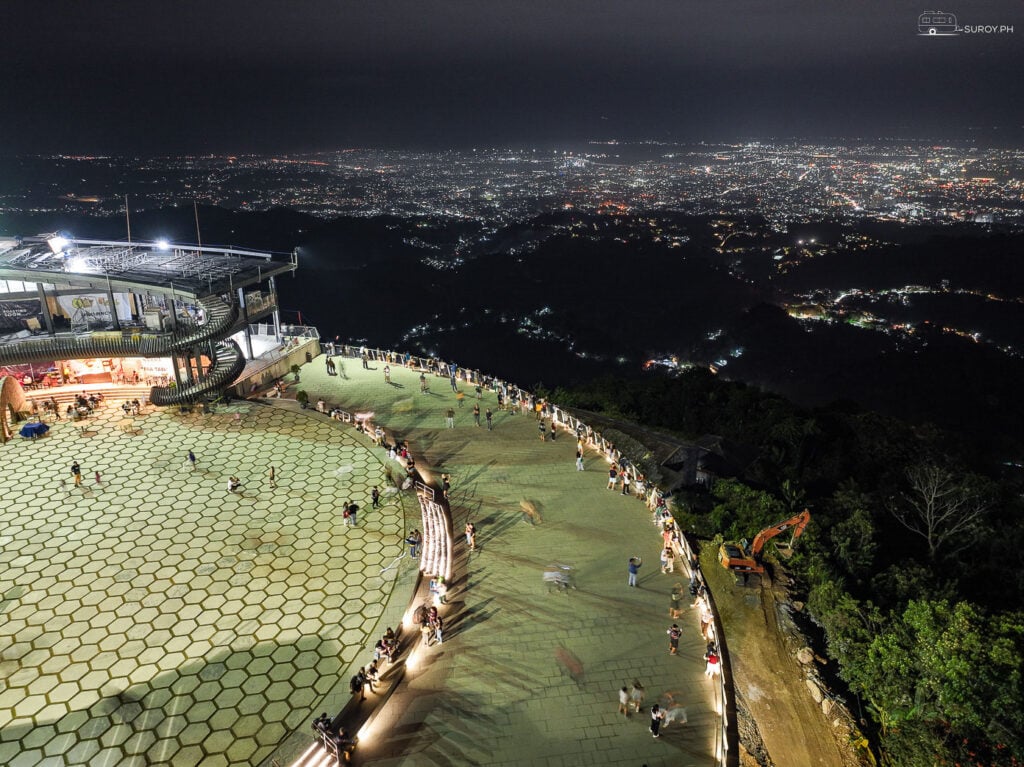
290 363 301 383
295 390 309 408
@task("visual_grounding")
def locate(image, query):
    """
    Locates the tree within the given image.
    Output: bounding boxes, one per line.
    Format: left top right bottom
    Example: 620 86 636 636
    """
844 600 1024 767
886 464 991 561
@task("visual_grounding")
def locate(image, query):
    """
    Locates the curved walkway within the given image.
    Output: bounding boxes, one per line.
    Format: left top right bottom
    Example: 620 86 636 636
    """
288 357 719 767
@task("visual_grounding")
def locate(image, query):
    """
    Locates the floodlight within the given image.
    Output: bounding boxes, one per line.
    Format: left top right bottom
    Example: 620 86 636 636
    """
65 256 88 272
47 235 70 254
156 239 170 251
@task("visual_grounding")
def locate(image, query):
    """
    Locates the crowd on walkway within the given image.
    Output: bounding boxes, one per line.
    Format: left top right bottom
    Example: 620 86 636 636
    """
296 345 725 762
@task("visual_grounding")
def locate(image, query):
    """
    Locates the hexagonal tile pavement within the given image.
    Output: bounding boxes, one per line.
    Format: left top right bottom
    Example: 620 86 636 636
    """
0 399 409 766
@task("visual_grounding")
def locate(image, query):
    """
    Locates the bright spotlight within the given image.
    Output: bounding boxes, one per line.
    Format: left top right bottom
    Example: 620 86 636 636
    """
65 256 88 272
156 239 170 251
47 235 70 254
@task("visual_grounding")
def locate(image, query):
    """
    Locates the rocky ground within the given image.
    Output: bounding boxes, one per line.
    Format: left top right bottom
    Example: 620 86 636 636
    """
699 548 866 767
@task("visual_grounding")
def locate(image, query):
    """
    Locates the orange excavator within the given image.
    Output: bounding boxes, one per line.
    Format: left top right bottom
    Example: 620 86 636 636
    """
718 509 811 574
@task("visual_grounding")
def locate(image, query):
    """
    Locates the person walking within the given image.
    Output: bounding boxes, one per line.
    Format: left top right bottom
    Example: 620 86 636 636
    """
667 623 682 655
539 421 546 442
618 686 630 717
627 557 642 587
445 407 455 429
650 704 665 738
383 364 391 383
267 465 277 489
473 403 481 427
629 681 646 713
186 450 197 471
371 486 381 508
550 422 557 442
456 390 465 408
607 465 618 490
485 408 493 431
465 522 476 551
621 471 631 496
71 461 82 487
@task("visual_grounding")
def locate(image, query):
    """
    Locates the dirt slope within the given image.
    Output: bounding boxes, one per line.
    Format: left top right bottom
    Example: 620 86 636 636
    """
701 549 861 767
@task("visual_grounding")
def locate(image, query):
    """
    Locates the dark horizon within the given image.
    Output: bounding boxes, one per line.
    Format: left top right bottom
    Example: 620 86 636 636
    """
2 1 1022 156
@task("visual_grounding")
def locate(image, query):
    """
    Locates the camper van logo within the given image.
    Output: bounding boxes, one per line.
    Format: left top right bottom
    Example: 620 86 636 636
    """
918 10 1014 36
918 11 960 35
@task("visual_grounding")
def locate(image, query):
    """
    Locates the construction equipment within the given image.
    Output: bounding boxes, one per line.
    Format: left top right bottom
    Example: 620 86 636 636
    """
718 509 811 574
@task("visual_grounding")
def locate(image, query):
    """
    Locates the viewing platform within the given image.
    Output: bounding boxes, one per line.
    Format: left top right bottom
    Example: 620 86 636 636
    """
0 346 727 767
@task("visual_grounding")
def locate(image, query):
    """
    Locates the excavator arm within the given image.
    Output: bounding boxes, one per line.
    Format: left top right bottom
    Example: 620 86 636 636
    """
719 509 811 574
749 509 811 558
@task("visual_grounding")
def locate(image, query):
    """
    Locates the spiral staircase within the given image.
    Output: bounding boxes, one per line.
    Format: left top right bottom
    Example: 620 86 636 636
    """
0 295 247 406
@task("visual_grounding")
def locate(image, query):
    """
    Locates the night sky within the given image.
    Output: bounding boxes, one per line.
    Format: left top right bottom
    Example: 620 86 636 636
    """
1 0 1022 154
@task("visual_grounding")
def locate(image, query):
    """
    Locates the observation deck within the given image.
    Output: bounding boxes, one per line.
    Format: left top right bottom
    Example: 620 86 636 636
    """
0 237 297 406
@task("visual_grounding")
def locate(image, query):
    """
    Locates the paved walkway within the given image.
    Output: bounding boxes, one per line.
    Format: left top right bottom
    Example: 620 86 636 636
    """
290 357 718 767
0 398 410 767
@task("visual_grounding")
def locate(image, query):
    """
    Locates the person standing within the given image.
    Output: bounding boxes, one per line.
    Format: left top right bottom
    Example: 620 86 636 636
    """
660 546 675 574
446 407 455 429
71 461 82 487
485 408 493 431
607 465 618 490
371 486 381 508
670 584 683 619
473 403 481 427
419 372 427 393
705 644 721 677
627 557 642 587
456 390 465 408
186 450 197 471
621 471 631 496
431 612 444 645
550 422 557 442
667 623 682 655
465 522 476 551
539 421 546 442
618 686 630 717
650 704 665 738
576 451 585 471
384 364 391 383
406 529 422 558
350 668 366 702
267 465 277 489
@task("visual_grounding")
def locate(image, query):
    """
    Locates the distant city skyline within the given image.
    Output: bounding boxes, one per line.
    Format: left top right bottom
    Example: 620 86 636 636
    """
2 1 1022 154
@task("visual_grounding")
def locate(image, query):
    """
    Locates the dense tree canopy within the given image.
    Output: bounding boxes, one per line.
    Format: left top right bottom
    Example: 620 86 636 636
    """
557 370 1024 765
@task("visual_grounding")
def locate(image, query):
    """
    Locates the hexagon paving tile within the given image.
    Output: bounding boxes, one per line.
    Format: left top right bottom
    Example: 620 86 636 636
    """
0 400 408 766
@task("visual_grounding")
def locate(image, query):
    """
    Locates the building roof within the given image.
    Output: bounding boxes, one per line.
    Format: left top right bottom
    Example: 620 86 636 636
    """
0 236 296 299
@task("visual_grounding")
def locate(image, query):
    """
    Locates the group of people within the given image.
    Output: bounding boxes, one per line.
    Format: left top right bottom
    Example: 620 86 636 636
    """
417 603 444 645
311 713 355 763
